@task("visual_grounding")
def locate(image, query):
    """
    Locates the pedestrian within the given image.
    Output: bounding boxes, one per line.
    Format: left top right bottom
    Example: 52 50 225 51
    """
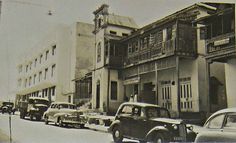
129 94 134 102
134 93 138 102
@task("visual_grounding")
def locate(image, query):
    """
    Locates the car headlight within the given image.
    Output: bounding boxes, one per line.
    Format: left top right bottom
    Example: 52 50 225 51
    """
65 114 69 117
172 124 178 130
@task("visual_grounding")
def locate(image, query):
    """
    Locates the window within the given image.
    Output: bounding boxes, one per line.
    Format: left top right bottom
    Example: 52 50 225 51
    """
110 31 117 35
39 71 42 82
45 50 49 60
34 58 37 67
120 105 133 116
97 42 101 62
51 86 56 96
30 62 32 70
25 79 27 87
224 114 236 129
52 45 56 55
40 54 43 63
33 74 36 84
208 114 225 129
45 68 48 79
51 64 56 77
111 81 117 100
29 77 32 86
26 65 28 72
122 33 128 37
166 26 172 40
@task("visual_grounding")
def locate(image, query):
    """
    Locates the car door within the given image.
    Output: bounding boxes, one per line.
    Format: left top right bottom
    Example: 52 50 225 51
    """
220 113 236 142
118 105 133 136
130 106 148 139
200 113 226 142
47 104 58 121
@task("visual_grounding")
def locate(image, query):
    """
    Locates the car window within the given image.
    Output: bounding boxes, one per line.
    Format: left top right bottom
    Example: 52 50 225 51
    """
146 107 170 118
207 114 225 129
120 105 132 116
224 114 236 129
132 106 141 116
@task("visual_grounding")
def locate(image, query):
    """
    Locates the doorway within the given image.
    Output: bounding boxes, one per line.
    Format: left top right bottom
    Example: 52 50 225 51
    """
96 82 100 109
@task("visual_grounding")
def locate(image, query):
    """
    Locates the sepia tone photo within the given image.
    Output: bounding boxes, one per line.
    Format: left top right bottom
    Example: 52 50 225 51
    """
0 0 235 142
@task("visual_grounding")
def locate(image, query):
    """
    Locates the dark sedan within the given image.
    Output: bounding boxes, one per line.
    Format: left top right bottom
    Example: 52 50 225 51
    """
109 102 194 143
195 108 236 142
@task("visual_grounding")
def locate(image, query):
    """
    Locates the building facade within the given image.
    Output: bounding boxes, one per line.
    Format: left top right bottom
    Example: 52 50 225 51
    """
92 4 138 113
91 3 235 118
16 22 94 104
196 3 235 113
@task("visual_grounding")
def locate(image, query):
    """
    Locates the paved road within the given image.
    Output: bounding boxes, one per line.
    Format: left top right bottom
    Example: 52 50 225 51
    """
0 113 138 143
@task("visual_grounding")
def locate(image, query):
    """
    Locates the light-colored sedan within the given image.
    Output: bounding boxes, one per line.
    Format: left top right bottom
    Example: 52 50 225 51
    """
43 102 87 128
194 108 236 142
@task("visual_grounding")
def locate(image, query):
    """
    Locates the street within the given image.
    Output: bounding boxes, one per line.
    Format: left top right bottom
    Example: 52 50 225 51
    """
0 113 137 143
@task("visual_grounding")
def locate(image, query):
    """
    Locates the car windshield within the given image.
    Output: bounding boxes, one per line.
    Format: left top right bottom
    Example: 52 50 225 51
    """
2 102 14 106
33 99 49 105
59 104 76 109
146 107 170 118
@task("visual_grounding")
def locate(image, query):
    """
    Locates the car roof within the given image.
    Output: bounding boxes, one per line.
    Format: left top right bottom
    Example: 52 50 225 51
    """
121 102 161 108
51 102 75 105
29 97 49 101
206 108 236 124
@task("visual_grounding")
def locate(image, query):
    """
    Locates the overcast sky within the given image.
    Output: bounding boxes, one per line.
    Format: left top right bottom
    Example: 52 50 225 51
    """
0 0 234 101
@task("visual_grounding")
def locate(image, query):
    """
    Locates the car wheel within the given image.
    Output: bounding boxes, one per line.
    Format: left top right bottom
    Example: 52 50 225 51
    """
153 133 166 143
112 126 123 143
30 114 34 121
58 118 63 127
44 116 49 125
80 124 85 129
36 116 41 121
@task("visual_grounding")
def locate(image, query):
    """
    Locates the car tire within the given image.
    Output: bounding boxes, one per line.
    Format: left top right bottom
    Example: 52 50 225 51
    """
36 116 41 121
58 118 63 127
30 114 34 121
80 124 85 129
112 126 123 143
153 133 166 143
44 116 49 125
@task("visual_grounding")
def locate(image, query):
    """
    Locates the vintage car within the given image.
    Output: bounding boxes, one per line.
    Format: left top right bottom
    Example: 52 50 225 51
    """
43 102 87 128
194 108 236 142
19 97 49 121
108 102 194 143
1 102 15 114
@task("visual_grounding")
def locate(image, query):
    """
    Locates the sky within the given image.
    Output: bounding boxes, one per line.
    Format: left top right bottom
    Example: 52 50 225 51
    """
0 0 235 101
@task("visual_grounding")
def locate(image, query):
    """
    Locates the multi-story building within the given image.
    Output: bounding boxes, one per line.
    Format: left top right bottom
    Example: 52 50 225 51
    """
92 3 234 118
92 4 138 113
16 22 94 104
196 3 235 113
121 3 218 117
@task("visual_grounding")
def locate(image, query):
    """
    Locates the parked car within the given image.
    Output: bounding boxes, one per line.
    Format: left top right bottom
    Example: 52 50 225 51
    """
1 102 15 114
19 97 49 121
194 108 236 142
108 102 194 143
43 102 87 128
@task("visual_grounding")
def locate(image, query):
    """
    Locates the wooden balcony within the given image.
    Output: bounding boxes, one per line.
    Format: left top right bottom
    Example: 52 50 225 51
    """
105 56 123 68
206 32 235 61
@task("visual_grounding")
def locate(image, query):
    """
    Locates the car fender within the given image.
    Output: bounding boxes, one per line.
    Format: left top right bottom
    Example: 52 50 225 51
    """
54 113 67 118
145 126 169 141
108 120 121 133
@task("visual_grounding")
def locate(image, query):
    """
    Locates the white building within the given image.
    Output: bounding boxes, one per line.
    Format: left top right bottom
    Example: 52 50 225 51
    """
16 22 94 104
